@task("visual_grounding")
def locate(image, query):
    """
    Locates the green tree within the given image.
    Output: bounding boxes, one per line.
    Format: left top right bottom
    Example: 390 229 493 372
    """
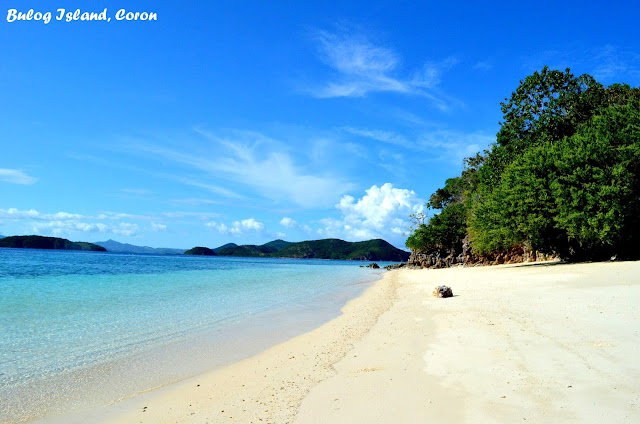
478 67 605 188
551 100 640 259
406 203 467 254
469 99 640 260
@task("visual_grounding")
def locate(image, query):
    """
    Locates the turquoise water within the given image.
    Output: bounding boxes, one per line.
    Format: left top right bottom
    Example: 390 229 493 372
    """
0 248 390 423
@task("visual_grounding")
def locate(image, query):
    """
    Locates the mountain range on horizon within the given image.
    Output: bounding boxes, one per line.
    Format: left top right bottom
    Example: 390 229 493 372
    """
94 239 187 255
187 238 410 261
1 235 409 261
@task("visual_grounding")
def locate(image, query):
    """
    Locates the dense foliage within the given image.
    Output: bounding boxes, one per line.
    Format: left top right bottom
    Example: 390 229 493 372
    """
216 244 278 256
204 238 410 261
408 67 640 262
0 235 107 251
184 246 217 256
261 239 292 251
212 243 238 253
274 238 410 261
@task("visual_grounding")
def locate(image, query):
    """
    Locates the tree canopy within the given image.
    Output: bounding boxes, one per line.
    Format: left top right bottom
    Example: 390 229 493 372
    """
407 68 640 262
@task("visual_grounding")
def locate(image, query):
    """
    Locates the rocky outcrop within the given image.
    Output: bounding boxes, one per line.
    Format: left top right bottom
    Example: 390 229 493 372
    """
407 236 561 269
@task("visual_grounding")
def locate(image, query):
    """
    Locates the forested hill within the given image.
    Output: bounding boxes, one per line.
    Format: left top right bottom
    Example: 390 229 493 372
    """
0 235 107 251
406 67 640 267
184 246 216 256
275 239 409 261
188 238 409 261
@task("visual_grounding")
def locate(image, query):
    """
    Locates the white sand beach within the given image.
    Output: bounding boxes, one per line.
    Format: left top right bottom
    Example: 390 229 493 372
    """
58 261 639 423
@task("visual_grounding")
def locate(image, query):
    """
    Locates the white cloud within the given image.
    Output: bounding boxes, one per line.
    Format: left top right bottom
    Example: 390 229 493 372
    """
30 220 139 237
280 217 297 228
0 208 41 219
309 29 457 108
0 169 38 185
205 221 229 233
320 183 424 245
151 222 167 231
278 217 317 235
206 218 265 235
0 208 144 238
109 223 139 236
237 218 264 232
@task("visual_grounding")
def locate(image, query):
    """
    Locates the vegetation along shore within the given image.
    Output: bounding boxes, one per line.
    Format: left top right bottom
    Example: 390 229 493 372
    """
405 67 640 269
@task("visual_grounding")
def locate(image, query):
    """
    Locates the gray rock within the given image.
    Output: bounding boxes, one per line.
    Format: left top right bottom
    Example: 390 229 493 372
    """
433 285 453 298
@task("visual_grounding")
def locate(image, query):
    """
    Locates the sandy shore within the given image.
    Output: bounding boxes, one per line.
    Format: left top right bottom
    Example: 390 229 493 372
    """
58 261 639 423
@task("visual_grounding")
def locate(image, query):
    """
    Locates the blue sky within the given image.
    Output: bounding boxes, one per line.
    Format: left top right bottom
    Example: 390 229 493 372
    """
1 1 639 249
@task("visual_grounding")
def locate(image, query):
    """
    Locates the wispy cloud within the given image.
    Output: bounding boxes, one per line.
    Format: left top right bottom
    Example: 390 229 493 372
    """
119 128 354 209
473 61 493 71
342 127 493 166
168 198 218 206
592 45 640 82
417 130 493 164
308 28 457 109
342 127 413 149
522 44 640 84
0 169 38 185
120 188 153 195
69 150 245 201
151 222 167 232
161 211 220 220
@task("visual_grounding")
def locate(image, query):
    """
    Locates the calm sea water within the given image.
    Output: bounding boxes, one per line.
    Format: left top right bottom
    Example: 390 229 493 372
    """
0 248 390 423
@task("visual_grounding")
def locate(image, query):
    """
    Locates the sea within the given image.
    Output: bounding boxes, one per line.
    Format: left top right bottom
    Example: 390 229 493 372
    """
0 248 392 423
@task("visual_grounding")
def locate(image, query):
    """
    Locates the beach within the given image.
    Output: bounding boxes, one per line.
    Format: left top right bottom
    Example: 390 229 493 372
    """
71 260 640 423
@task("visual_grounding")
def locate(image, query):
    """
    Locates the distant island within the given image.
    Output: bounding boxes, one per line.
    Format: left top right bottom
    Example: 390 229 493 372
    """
0 235 106 251
0 235 408 261
95 239 186 255
189 238 410 261
184 246 217 256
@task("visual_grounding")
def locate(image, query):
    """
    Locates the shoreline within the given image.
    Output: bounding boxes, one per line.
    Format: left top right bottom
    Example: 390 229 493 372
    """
49 268 400 424
33 260 640 423
3 256 384 424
